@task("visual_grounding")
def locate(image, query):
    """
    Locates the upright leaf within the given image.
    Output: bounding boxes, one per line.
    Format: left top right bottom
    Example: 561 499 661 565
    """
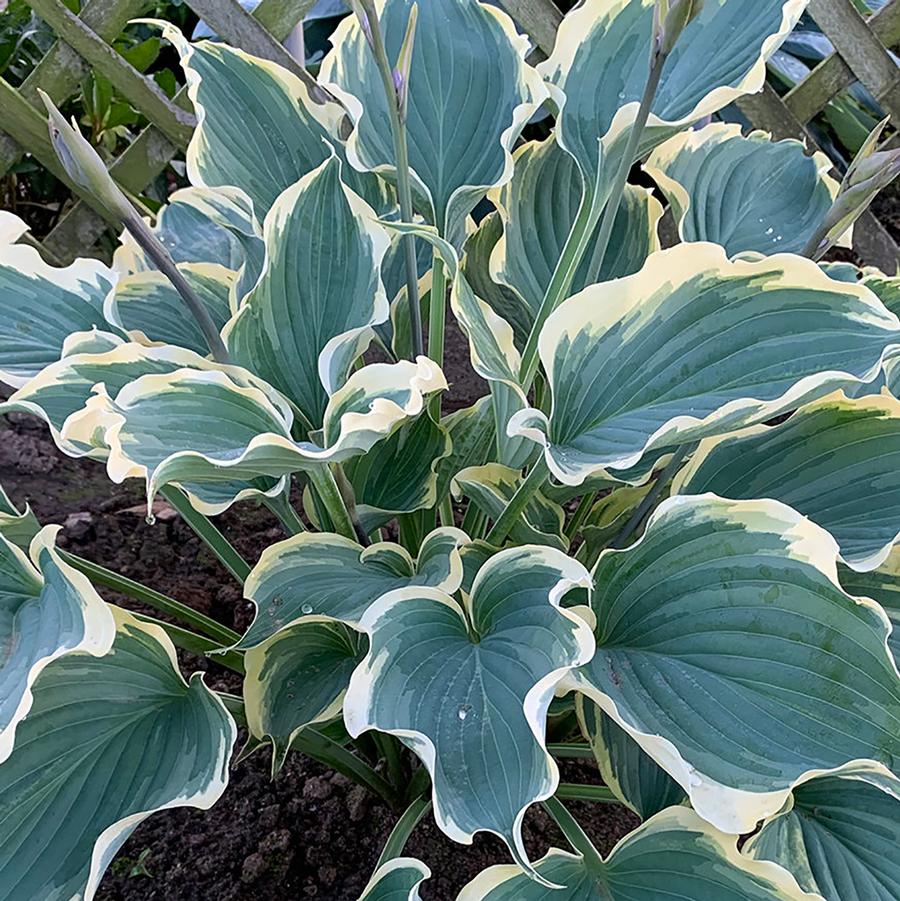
158 23 346 215
540 0 807 204
359 858 430 901
243 618 365 774
322 0 546 238
223 156 391 428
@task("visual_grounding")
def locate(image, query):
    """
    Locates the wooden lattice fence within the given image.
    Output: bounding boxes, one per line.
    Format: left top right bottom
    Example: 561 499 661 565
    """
1 0 898 268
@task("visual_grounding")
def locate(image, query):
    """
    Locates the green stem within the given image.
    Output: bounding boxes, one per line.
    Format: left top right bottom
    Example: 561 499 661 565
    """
263 486 307 536
363 2 424 359
333 463 371 546
555 783 618 803
519 40 669 393
564 491 596 543
518 197 597 391
439 494 455 528
134 613 245 674
61 550 240 646
427 251 446 417
460 503 486 540
160 486 251 582
374 732 408 796
293 728 400 808
548 743 594 760
582 53 666 286
609 445 691 550
307 466 358 542
543 797 605 872
377 795 432 868
483 458 550 547
124 210 231 364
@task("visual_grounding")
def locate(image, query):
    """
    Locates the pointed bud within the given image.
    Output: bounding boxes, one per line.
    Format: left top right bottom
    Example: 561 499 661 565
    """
393 3 418 122
349 0 376 49
654 0 704 59
39 89 134 222
806 121 900 259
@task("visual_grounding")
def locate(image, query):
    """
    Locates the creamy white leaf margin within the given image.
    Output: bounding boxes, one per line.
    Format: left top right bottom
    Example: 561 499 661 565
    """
0 525 115 763
344 547 594 881
321 0 548 238
566 494 900 835
101 358 445 509
509 242 900 484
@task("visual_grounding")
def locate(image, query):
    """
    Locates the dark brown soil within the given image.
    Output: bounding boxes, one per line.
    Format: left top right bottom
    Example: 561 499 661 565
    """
0 329 636 901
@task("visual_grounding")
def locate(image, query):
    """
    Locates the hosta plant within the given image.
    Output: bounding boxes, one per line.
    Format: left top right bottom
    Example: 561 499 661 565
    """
3 0 900 898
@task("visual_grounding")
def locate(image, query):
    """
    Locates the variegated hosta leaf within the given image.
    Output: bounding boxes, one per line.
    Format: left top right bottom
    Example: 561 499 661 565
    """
236 526 467 649
745 771 900 901
838 547 900 665
568 494 900 834
510 243 900 484
114 191 242 276
462 213 533 353
158 23 347 216
451 463 565 550
359 859 430 901
223 156 391 428
102 357 445 510
0 526 114 763
645 124 838 257
486 137 662 343
580 483 654 556
436 397 496 500
243 618 364 774
539 0 806 202
155 185 265 308
0 480 40 549
861 269 900 317
343 413 450 527
104 263 233 356
322 0 546 239
0 241 115 388
457 807 811 901
0 607 235 900
674 391 900 571
344 547 594 875
383 222 525 401
576 695 685 821
0 342 285 461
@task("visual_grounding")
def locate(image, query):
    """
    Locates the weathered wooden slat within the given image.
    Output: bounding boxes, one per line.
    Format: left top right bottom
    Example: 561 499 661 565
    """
0 0 145 178
807 0 900 121
496 0 561 57
785 0 900 123
182 0 319 89
24 0 196 149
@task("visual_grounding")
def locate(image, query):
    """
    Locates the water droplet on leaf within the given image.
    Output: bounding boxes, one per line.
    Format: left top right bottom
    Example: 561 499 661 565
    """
301 603 314 615
457 705 472 721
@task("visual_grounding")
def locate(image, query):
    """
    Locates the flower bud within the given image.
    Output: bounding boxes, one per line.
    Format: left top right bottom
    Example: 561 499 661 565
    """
806 119 900 258
349 0 376 49
39 90 134 222
654 0 704 58
393 3 418 122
